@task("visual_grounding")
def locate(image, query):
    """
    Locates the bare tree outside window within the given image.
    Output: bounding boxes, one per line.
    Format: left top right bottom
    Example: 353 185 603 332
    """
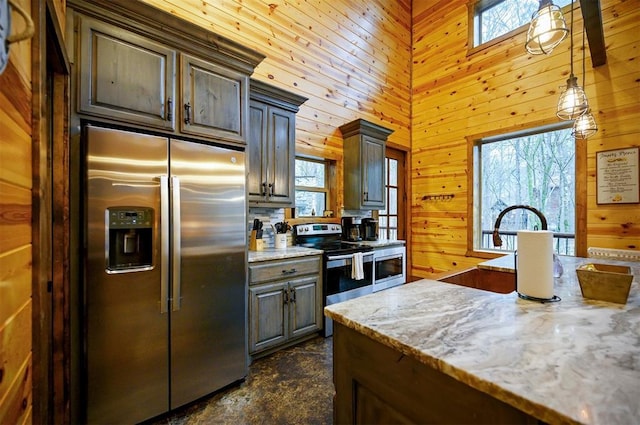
477 125 576 254
295 158 327 217
475 0 572 47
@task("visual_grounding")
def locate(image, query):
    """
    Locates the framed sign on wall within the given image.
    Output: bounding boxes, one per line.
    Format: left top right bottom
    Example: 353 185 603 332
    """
596 147 640 204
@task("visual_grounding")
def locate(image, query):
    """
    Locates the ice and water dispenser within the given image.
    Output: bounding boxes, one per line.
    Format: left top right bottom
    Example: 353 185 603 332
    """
106 207 154 272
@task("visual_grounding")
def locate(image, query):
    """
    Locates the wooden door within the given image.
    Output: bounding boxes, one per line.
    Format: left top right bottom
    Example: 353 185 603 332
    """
181 54 248 144
377 147 407 242
288 276 322 338
78 16 176 130
249 282 288 353
362 135 386 208
266 106 295 205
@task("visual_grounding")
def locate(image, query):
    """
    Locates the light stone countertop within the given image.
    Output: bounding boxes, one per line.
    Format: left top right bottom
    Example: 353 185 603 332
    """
324 255 640 425
248 246 323 263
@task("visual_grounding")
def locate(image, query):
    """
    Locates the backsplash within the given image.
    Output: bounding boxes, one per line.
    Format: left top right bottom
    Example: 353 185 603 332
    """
248 207 374 249
248 207 290 248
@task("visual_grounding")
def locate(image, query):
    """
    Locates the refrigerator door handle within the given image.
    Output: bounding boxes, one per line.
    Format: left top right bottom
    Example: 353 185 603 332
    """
171 176 182 311
160 175 170 314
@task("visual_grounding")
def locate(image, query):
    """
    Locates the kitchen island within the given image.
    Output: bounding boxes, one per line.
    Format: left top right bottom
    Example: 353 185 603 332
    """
324 256 640 424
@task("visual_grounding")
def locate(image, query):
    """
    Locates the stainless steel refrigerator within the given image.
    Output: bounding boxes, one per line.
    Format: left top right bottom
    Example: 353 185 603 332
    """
83 125 247 424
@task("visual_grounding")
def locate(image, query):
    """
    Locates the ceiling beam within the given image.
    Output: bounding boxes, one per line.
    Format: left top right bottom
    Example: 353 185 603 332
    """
579 0 607 67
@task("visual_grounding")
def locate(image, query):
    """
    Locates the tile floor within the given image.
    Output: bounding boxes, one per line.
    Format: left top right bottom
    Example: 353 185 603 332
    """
149 336 334 425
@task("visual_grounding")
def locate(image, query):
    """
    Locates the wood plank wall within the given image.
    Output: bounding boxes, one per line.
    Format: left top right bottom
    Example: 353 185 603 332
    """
0 0 66 423
0 0 34 422
140 0 413 212
411 0 639 277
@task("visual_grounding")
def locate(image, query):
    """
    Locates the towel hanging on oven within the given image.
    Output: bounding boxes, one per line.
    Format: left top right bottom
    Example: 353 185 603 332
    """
351 252 364 280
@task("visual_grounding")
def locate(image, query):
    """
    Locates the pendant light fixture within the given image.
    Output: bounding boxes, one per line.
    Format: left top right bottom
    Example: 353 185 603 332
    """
572 110 598 138
557 1 589 120
572 26 598 138
525 0 569 55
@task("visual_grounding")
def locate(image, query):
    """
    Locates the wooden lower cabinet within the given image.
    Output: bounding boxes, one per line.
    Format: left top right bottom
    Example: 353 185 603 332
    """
333 323 537 424
249 281 288 352
249 256 322 355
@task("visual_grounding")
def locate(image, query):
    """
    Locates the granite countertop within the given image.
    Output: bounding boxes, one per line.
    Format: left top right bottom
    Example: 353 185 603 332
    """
324 255 640 425
248 246 323 263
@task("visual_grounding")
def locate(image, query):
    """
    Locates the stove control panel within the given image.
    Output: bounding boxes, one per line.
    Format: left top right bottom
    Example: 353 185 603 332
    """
294 223 342 236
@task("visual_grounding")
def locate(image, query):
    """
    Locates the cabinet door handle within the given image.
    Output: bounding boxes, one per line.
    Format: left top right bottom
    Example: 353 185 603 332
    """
268 183 274 197
167 97 173 121
283 289 289 305
364 191 369 201
184 102 191 124
261 182 267 196
289 288 296 303
281 268 297 275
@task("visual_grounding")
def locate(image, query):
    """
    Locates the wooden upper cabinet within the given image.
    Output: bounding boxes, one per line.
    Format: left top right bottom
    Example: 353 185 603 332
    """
341 119 394 210
248 101 269 202
248 80 307 207
70 0 265 145
266 107 295 203
180 54 248 144
361 135 386 207
78 16 176 130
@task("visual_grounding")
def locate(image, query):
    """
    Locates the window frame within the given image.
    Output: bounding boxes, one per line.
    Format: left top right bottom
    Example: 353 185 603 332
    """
466 119 587 259
467 0 529 55
467 0 572 56
378 152 404 241
294 156 331 218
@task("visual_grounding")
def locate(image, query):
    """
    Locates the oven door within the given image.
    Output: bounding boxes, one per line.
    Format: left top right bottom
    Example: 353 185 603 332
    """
325 251 374 296
323 251 374 336
373 245 406 292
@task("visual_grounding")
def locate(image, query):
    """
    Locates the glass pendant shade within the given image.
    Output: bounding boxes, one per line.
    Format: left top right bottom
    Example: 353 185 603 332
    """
572 110 598 139
557 76 588 120
525 1 569 54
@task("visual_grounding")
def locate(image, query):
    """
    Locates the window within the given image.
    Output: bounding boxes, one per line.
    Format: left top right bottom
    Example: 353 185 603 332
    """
378 148 406 241
295 157 328 217
472 123 576 255
379 157 398 240
472 0 572 48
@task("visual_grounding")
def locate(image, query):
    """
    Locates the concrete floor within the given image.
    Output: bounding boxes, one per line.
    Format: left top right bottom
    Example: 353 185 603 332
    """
149 336 334 425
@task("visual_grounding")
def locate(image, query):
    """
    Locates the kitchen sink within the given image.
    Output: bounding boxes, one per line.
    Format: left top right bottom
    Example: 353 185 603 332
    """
437 267 515 294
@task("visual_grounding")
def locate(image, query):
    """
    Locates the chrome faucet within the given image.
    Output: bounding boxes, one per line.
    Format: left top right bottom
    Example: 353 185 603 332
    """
492 204 548 247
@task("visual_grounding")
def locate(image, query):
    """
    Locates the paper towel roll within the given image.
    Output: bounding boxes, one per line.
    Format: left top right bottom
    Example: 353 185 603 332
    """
516 230 554 299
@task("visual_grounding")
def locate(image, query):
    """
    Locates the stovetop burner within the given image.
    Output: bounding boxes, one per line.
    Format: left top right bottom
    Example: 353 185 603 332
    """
294 223 372 256
297 241 373 256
